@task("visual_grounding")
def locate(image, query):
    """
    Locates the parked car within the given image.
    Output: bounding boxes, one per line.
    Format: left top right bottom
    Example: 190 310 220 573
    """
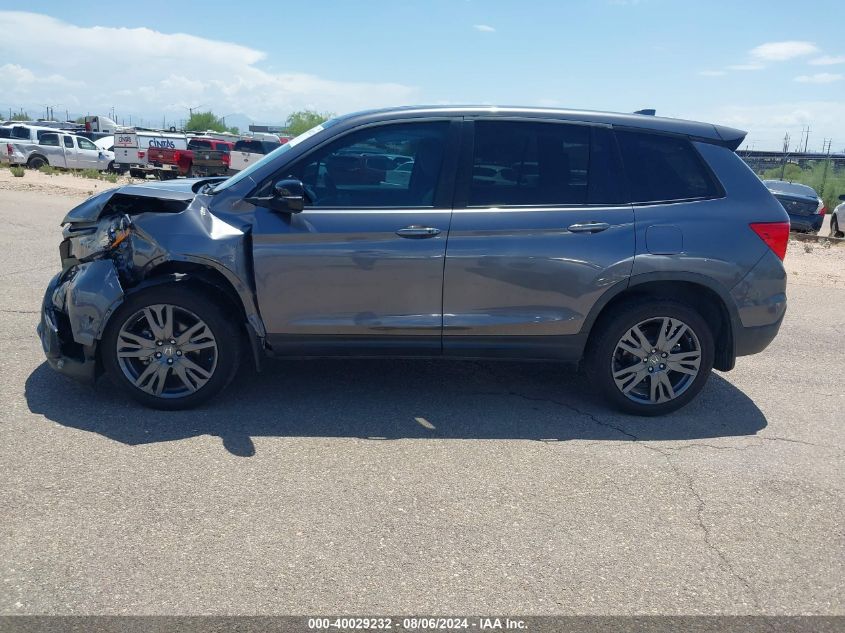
829 195 845 238
147 146 194 179
762 180 826 234
38 106 789 415
113 131 189 177
94 136 114 153
228 139 280 173
187 137 235 177
5 129 113 171
1 124 64 167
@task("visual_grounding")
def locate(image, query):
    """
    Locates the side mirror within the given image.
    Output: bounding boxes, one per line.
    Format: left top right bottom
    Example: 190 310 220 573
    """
839 194 845 202
273 178 305 213
245 178 307 213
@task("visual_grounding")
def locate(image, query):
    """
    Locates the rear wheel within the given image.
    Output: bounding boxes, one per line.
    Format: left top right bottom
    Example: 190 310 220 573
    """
586 300 715 416
27 155 47 169
831 217 844 238
101 285 241 409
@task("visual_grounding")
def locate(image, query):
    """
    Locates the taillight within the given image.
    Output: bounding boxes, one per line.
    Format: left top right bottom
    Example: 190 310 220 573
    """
750 221 790 261
222 153 230 165
817 205 826 215
173 151 181 162
6 143 12 156
137 150 145 159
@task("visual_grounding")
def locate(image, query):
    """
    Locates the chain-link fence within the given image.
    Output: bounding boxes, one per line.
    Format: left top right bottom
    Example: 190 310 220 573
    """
740 152 845 211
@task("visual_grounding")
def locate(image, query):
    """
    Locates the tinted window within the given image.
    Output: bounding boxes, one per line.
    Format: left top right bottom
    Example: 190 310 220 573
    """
0 128 10 138
11 127 30 139
235 140 279 154
287 122 449 208
469 121 590 206
616 130 720 203
40 133 59 147
189 139 213 150
63 136 74 148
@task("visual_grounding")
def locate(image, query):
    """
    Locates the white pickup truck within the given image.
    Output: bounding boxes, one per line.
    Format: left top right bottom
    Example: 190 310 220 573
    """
228 138 281 173
113 131 188 177
1 124 113 170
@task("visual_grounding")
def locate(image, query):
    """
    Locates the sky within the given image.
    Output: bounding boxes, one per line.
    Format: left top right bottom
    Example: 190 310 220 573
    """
1 0 844 151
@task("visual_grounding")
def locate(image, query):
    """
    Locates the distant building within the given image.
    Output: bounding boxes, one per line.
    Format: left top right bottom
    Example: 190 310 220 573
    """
249 124 289 134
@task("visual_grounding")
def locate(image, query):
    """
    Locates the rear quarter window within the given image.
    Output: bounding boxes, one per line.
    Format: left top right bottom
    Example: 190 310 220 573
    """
615 130 721 203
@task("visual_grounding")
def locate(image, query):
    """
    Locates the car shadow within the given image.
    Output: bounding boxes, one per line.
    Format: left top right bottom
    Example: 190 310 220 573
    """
25 358 768 457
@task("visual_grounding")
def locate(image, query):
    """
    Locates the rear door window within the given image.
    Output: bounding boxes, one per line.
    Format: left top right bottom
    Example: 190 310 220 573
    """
468 121 597 206
40 133 60 147
615 130 721 203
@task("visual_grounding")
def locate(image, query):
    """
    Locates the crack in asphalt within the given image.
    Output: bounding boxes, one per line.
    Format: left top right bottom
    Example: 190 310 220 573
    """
474 373 766 612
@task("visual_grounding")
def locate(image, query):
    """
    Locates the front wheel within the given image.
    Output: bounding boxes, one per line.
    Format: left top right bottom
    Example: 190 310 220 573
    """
101 284 241 409
831 218 844 239
586 300 715 416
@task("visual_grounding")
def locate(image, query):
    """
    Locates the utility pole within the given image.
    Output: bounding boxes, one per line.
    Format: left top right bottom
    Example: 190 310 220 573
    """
780 132 790 180
803 126 811 153
820 139 832 199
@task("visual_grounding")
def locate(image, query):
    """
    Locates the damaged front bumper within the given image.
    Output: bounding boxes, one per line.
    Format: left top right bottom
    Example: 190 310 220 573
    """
37 260 125 384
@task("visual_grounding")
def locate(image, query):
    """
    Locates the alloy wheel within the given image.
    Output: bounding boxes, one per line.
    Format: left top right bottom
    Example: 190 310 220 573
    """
611 317 702 405
115 303 218 398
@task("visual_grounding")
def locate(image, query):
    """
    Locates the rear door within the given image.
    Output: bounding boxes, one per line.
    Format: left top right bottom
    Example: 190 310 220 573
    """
38 133 68 168
443 119 635 358
114 132 137 166
250 119 460 355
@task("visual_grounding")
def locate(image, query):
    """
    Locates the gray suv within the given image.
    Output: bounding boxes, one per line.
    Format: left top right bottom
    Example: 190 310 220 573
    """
38 106 789 415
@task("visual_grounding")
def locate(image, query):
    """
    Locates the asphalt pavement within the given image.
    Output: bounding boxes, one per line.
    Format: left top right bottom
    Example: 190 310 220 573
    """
0 188 843 615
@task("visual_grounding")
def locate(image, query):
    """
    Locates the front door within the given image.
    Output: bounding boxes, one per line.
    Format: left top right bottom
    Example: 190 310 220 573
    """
443 119 635 358
251 119 460 355
75 136 102 169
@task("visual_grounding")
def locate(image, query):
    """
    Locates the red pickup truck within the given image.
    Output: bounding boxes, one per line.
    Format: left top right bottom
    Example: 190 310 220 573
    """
147 138 235 178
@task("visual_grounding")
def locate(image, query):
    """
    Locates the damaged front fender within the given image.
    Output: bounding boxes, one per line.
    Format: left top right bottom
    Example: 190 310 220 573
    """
57 259 125 346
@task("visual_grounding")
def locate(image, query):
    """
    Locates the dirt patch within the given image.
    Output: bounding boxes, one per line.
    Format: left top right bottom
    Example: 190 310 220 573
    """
784 239 845 289
0 167 142 198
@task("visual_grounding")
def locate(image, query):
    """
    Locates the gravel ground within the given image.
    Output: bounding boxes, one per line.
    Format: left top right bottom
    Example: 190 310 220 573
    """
0 181 843 616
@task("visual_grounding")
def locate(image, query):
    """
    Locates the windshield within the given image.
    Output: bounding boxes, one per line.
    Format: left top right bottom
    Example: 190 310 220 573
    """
212 120 337 193
763 180 817 197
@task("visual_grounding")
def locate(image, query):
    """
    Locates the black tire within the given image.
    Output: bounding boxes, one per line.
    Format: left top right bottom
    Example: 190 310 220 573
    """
129 168 145 179
27 155 47 169
107 161 115 173
101 284 241 410
585 299 715 416
832 218 844 239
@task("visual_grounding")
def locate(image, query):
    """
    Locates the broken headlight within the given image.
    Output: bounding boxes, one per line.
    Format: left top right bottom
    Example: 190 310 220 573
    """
62 214 133 265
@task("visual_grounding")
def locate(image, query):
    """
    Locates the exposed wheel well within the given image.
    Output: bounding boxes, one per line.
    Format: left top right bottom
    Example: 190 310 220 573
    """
141 262 246 321
587 281 735 371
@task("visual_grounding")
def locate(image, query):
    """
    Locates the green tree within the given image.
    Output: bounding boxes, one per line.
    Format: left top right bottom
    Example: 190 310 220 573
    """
10 111 30 121
286 110 333 136
185 111 238 134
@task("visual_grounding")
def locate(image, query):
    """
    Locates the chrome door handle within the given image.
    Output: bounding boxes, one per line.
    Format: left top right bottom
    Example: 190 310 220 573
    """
568 222 610 234
396 225 441 239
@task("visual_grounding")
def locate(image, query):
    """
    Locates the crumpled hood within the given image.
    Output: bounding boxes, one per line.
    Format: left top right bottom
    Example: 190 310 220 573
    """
61 179 212 224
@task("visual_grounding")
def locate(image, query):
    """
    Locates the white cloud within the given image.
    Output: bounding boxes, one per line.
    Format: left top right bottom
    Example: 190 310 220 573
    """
698 70 726 76
685 101 845 150
727 63 765 71
750 41 819 61
794 73 843 84
473 24 496 32
809 55 845 66
0 11 418 124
